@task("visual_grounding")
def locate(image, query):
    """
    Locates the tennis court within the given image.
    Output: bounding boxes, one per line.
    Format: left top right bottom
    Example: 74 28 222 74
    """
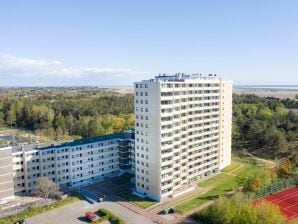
262 186 298 219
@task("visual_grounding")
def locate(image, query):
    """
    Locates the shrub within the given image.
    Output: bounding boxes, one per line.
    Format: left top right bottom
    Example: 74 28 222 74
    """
93 208 126 224
191 194 293 224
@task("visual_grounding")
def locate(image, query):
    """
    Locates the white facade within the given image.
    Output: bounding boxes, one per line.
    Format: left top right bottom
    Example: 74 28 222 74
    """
134 74 232 201
0 130 134 200
0 146 15 202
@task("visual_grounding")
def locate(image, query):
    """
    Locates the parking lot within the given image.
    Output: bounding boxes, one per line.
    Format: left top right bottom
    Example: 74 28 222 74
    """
26 176 154 224
23 174 180 224
26 199 154 224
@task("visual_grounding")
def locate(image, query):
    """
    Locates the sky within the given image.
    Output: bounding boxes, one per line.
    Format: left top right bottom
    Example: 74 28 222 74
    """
0 0 298 86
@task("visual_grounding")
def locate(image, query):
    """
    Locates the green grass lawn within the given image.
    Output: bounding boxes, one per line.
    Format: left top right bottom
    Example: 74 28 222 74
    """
118 191 156 208
174 157 268 214
221 160 243 173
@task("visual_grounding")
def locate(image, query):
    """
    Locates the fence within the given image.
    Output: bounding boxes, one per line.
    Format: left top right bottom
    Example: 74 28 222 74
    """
254 175 298 199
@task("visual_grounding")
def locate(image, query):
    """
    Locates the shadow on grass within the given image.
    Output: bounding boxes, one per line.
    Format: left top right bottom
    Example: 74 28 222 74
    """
199 195 219 200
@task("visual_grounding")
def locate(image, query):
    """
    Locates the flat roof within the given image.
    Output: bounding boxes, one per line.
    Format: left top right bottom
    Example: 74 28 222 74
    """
135 73 231 83
12 130 134 153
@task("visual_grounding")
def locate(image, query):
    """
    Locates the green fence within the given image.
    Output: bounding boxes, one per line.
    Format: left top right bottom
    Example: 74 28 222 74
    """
254 176 298 198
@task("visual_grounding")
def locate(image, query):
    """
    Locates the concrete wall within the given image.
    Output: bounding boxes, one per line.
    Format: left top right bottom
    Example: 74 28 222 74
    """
219 80 233 169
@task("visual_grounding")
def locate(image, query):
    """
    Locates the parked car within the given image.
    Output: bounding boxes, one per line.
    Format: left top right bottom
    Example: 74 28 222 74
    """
169 207 176 213
85 211 98 222
161 207 176 214
161 208 170 214
15 220 26 224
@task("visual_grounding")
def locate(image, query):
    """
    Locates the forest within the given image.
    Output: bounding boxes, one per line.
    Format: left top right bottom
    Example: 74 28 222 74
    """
232 94 298 165
0 88 297 165
0 89 134 140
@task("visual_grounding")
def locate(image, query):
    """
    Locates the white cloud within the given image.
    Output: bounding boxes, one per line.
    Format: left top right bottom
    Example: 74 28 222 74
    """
0 53 148 86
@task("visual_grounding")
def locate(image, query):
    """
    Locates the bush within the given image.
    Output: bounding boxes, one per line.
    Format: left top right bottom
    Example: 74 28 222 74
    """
191 194 294 224
93 208 126 224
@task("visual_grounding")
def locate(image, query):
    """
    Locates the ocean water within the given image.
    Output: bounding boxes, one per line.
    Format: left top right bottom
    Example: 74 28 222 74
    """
234 85 298 90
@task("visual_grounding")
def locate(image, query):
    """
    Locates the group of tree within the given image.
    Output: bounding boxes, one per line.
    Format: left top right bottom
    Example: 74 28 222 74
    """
0 91 134 140
192 194 298 224
232 94 298 166
236 158 295 194
236 169 273 193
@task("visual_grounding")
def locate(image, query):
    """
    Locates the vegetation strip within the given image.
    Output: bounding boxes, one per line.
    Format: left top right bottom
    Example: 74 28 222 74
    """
118 191 156 208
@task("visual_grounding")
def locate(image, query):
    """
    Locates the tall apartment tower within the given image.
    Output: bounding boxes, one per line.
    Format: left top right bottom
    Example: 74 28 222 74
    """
134 74 232 201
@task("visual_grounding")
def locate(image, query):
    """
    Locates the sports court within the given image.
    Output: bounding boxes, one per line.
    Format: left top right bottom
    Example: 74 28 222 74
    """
262 186 298 219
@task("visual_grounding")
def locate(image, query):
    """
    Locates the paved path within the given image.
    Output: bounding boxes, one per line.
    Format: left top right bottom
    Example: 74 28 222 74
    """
88 184 173 224
26 200 154 224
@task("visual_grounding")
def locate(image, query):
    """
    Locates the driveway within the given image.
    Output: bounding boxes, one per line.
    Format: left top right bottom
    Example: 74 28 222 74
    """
26 199 154 224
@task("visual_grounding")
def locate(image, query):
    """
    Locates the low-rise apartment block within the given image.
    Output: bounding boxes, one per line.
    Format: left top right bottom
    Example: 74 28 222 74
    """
0 130 134 202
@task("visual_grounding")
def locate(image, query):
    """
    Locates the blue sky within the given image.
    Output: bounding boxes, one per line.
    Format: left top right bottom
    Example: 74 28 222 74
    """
0 0 298 86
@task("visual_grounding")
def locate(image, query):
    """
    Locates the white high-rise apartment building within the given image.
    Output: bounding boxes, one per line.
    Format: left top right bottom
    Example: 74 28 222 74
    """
134 74 232 201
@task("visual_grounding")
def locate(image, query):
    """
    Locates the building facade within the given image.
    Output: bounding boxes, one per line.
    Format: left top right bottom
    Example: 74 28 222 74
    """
0 130 134 201
134 74 232 201
0 146 15 201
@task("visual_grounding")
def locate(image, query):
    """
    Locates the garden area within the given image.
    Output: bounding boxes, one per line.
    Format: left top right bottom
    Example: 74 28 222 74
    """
171 156 270 214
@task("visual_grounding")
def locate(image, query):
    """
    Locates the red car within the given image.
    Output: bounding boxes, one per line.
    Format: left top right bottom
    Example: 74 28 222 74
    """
85 211 98 222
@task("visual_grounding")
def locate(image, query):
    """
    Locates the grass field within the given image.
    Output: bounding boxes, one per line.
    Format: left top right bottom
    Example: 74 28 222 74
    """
0 124 13 131
118 191 156 208
173 157 268 214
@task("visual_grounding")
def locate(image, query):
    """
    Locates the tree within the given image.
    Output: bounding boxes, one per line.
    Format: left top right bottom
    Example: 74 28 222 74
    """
111 117 125 132
6 104 16 127
277 158 293 179
32 105 54 130
88 119 98 136
36 177 60 200
194 194 289 224
0 111 4 126
65 114 75 135
256 201 286 224
242 175 262 192
54 114 67 134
